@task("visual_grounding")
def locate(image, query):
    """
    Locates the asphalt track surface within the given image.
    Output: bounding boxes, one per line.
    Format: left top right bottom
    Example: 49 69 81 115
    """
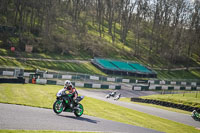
0 103 161 133
78 89 200 129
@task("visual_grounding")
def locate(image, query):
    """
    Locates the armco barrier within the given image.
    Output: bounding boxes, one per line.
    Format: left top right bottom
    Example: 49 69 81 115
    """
33 78 121 89
132 85 200 91
0 78 25 83
1 69 200 90
84 83 92 88
101 85 109 89
27 72 200 87
131 98 200 112
47 80 57 85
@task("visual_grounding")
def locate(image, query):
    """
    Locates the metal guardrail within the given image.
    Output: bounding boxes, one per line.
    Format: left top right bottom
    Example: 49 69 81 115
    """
0 67 200 87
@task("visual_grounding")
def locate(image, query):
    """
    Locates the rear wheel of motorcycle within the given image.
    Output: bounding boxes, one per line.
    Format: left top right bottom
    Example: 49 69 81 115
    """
74 103 84 117
53 100 63 114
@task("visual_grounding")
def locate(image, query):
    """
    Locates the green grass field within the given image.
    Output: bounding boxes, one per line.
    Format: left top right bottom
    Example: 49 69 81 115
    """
156 69 200 79
140 92 200 108
0 83 199 133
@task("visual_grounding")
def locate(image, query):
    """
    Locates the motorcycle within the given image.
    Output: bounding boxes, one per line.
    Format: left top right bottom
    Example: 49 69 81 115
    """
53 92 84 117
191 110 200 121
105 91 117 98
114 93 121 101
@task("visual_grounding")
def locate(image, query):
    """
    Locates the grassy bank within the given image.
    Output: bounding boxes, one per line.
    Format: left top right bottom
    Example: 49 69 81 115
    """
0 83 199 133
156 69 200 80
140 92 200 108
0 56 106 76
1 48 200 79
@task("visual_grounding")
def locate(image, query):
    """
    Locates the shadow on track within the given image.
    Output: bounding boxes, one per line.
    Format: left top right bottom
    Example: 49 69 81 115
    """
58 114 99 124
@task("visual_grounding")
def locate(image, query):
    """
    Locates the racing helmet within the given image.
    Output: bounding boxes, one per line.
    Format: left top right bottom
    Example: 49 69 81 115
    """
64 80 72 88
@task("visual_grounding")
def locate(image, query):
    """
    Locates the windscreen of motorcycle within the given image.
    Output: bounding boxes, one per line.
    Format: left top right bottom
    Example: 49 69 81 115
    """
56 92 62 97
56 89 64 97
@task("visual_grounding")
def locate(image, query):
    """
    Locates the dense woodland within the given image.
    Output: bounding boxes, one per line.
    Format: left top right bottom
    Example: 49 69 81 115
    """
0 0 200 69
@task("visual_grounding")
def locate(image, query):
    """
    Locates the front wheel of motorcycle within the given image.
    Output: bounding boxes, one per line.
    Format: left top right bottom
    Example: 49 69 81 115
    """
74 103 84 117
53 100 63 114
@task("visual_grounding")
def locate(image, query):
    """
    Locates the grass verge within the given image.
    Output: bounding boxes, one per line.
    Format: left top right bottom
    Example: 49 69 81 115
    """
0 84 200 133
140 92 200 108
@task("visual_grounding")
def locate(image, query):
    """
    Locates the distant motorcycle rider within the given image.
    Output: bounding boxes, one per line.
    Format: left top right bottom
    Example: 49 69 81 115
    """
57 80 78 109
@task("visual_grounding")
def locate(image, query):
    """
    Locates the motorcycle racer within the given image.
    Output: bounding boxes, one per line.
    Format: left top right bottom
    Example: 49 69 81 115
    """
57 80 78 109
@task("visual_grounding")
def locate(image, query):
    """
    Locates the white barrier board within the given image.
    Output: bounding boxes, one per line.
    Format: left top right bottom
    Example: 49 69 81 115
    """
62 75 72 79
3 71 13 76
